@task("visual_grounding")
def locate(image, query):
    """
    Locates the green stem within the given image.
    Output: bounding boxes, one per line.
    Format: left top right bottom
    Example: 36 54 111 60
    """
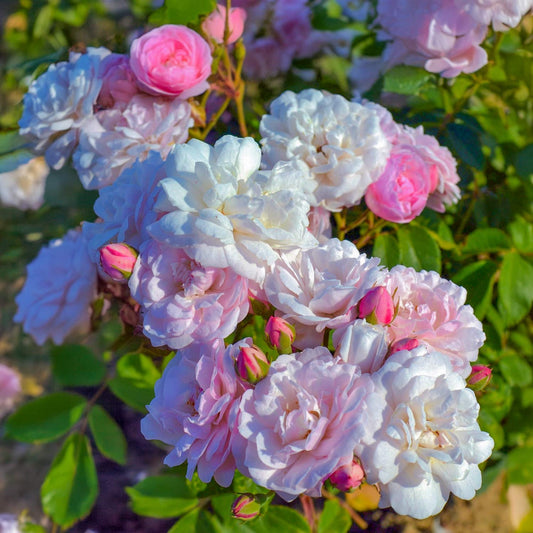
199 96 232 140
354 218 387 249
322 489 368 530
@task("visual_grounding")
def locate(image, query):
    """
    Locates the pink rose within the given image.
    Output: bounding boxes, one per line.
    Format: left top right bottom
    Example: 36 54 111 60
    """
365 146 436 223
97 53 139 109
202 4 247 44
129 25 212 99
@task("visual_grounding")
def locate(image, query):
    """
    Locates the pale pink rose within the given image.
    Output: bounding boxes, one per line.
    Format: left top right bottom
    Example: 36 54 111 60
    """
376 0 488 78
307 206 332 244
384 266 485 377
129 240 249 350
332 319 389 374
130 25 212 99
459 0 533 31
238 348 378 501
360 347 493 519
202 4 247 44
362 101 460 212
97 53 139 109
365 146 436 223
14 229 98 346
141 340 250 486
0 364 21 416
264 239 383 349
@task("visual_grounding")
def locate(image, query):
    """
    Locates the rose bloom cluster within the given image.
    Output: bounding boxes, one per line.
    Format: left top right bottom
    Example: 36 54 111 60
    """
349 0 533 89
18 24 214 190
14 88 490 518
260 89 460 222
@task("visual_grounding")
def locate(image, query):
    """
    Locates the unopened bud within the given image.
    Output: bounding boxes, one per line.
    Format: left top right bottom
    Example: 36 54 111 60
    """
99 243 138 282
358 287 394 325
202 4 246 44
236 345 270 384
231 493 261 521
467 365 492 391
329 461 365 492
265 316 295 354
389 337 419 354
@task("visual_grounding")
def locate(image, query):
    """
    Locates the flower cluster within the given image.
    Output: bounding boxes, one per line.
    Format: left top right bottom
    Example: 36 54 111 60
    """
18 24 215 189
349 0 533 86
140 233 492 518
13 81 490 520
234 0 353 79
260 89 460 222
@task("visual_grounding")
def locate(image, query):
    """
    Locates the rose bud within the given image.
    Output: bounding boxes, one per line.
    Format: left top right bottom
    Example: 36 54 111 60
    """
265 316 295 354
99 243 138 282
358 286 394 325
389 337 419 354
467 365 492 391
231 493 261 521
329 461 365 492
202 4 247 44
236 345 270 384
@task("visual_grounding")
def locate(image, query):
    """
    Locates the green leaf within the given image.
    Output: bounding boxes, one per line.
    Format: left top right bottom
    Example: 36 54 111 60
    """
5 392 87 443
373 234 399 269
382 65 431 95
311 0 348 31
508 216 533 253
0 149 34 174
51 344 106 387
88 405 127 465
498 252 533 326
168 509 218 533
318 499 351 533
515 144 533 180
20 524 47 533
507 447 533 485
149 0 216 26
41 433 98 528
0 131 28 155
452 260 498 319
444 123 485 170
252 506 311 533
462 228 511 254
478 409 504 451
33 5 54 39
500 354 533 388
108 353 160 412
126 475 199 519
397 226 441 272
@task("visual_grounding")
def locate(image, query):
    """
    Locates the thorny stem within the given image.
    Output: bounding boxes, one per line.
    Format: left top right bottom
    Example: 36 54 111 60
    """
322 489 368 530
78 379 110 436
333 211 347 240
235 86 248 137
299 494 317 532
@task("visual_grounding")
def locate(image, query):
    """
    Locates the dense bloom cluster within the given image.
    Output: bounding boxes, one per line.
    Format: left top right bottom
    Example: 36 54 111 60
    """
18 24 215 189
14 65 491 519
234 0 353 79
348 0 533 87
261 89 460 222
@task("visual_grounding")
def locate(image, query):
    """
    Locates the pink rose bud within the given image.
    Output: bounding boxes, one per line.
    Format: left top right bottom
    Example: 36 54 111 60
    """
467 365 492 391
329 461 365 492
389 337 419 354
129 25 212 99
265 316 295 354
100 243 138 282
358 286 394 325
231 494 261 521
236 345 270 384
202 4 247 44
